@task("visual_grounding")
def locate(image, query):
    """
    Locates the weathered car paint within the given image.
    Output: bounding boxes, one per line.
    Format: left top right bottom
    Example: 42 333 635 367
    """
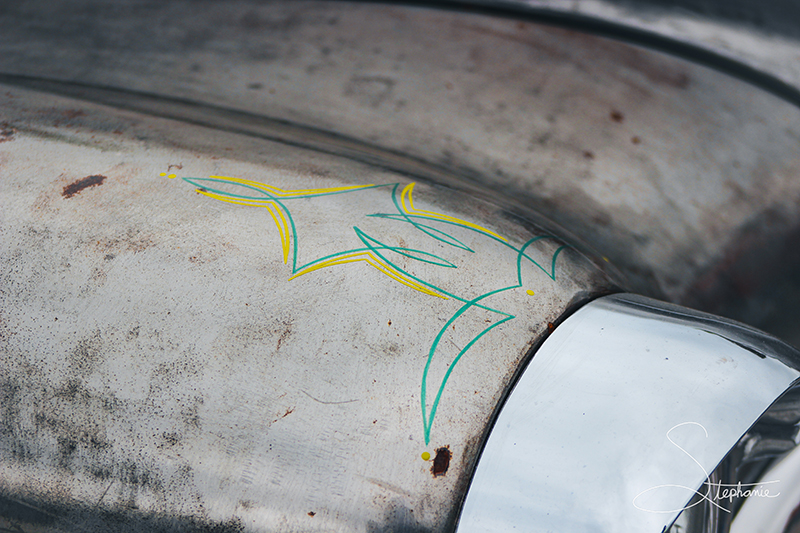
0 84 614 532
1 1 798 345
3 2 800 532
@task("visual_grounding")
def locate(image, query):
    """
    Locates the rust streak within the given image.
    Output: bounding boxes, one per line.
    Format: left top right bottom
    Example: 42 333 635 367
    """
62 175 106 198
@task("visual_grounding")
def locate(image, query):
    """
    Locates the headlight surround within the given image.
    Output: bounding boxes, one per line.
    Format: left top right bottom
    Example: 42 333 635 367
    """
457 294 800 533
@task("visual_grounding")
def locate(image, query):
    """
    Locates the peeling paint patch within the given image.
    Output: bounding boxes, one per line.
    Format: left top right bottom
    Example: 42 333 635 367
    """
62 175 106 198
431 446 451 477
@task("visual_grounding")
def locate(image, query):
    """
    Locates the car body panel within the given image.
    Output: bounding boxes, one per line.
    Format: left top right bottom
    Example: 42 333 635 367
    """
2 2 800 532
0 83 614 532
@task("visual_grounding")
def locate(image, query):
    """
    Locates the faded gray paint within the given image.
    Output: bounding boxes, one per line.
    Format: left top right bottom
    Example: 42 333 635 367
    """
0 84 614 532
0 1 798 345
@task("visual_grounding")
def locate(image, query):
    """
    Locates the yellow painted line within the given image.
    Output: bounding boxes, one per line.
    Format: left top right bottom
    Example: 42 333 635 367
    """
401 183 507 242
290 251 446 299
263 203 290 264
207 175 375 197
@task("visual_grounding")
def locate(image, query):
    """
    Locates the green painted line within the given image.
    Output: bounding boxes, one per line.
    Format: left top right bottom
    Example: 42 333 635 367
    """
177 175 568 445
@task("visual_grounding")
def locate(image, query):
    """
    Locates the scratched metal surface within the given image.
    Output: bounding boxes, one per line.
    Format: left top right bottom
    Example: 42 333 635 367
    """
0 83 614 532
1 0 799 347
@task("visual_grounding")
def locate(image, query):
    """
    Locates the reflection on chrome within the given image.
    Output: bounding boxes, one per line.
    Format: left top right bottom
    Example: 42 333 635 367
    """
457 294 800 533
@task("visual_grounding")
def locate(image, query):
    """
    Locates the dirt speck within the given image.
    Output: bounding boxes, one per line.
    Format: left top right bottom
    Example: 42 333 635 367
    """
62 175 106 198
276 325 291 351
0 122 16 142
431 446 451 477
631 136 641 144
582 150 594 160
307 511 316 517
610 110 624 123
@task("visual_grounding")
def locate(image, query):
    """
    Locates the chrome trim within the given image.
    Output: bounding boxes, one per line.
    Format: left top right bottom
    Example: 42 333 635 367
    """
457 294 800 533
731 437 800 533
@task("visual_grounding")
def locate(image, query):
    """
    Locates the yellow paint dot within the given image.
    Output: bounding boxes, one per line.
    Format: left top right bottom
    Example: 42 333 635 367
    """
603 256 610 262
526 290 535 296
159 172 166 176
168 174 177 179
421 452 431 461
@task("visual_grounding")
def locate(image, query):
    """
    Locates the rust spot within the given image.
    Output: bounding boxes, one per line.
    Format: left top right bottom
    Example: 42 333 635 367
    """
196 188 208 193
388 320 392 326
0 122 16 142
62 175 106 198
112 129 123 135
168 163 183 171
307 512 316 517
281 407 294 418
431 446 451 477
610 110 624 123
547 322 555 331
582 150 594 160
631 136 641 144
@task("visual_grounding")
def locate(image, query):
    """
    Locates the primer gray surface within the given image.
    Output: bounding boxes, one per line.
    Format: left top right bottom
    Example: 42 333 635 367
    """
1 1 799 344
0 84 612 532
